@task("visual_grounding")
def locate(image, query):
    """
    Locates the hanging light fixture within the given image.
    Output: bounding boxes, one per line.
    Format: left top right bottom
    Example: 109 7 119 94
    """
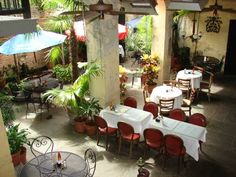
205 8 223 33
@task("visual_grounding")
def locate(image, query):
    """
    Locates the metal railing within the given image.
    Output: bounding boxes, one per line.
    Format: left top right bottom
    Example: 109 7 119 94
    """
0 0 31 18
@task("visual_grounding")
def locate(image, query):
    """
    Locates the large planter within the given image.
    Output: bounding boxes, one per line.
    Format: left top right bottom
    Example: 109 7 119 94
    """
20 146 27 164
74 120 86 133
11 150 21 166
85 124 97 137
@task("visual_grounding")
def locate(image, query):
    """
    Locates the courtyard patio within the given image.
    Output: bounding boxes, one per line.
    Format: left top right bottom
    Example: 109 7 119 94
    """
13 60 236 177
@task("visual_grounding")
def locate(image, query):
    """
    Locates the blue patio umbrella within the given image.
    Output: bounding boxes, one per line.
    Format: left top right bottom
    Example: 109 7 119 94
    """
0 30 66 80
126 16 143 28
0 30 66 55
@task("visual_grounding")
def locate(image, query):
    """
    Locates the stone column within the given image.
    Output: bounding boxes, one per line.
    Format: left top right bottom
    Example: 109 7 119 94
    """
152 0 174 84
86 14 120 107
0 111 16 177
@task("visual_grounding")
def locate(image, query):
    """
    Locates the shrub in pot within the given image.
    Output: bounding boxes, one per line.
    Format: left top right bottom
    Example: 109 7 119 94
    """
76 97 102 136
6 124 29 166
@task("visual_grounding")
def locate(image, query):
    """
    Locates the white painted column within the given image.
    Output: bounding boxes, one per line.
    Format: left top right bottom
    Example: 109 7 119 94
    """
86 15 120 107
152 0 174 84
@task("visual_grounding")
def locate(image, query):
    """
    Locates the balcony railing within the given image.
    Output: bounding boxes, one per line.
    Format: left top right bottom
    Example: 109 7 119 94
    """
0 0 31 18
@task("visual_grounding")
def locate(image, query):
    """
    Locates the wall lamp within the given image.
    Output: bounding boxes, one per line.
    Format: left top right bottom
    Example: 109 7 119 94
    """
181 31 202 42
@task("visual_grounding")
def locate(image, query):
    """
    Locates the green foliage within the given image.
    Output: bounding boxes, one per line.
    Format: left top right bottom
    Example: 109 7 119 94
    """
45 46 63 66
52 64 72 83
6 124 29 154
125 16 153 55
45 16 72 33
43 61 102 111
0 93 15 127
75 97 102 122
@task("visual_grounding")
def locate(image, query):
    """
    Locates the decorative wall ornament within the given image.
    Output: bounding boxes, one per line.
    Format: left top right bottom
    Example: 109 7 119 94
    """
205 15 222 33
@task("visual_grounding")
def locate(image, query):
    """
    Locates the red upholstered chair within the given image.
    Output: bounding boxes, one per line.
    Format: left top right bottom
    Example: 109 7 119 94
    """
143 102 158 118
117 122 140 157
169 109 186 122
163 134 186 173
95 116 117 151
188 113 207 152
144 128 163 157
124 96 137 108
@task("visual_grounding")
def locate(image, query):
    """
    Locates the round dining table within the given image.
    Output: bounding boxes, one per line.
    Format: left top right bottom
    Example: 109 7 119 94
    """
150 85 183 108
20 151 88 177
176 69 202 89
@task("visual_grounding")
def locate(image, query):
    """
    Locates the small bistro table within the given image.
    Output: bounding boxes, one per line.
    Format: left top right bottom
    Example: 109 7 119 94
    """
176 69 202 89
149 85 183 109
20 151 88 177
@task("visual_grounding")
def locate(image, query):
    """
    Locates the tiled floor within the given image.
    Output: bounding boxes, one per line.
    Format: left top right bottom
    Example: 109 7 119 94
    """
14 60 236 177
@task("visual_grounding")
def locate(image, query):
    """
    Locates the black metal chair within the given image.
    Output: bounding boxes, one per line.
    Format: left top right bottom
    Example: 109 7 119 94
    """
29 136 54 176
84 148 96 177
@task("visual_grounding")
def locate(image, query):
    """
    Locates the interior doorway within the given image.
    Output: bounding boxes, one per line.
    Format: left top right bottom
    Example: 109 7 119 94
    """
224 20 236 75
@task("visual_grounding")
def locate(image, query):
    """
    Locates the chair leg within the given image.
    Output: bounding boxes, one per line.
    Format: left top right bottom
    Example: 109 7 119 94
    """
96 131 100 146
105 134 109 151
207 89 211 102
118 137 122 154
189 106 191 117
177 157 181 174
129 141 133 158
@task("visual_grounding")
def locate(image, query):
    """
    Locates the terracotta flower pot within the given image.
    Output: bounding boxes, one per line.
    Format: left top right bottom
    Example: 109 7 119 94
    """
74 120 86 133
11 150 21 166
20 146 27 164
85 124 97 137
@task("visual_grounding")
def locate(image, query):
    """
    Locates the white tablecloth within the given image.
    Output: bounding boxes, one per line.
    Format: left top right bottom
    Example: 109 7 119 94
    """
99 105 153 140
176 69 202 89
150 85 183 108
149 117 207 161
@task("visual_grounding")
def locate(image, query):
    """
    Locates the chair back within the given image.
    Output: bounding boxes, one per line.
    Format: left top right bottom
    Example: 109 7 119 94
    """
169 109 186 121
144 128 163 149
159 99 175 116
193 66 204 73
164 134 185 156
124 96 137 108
143 102 158 118
143 85 150 103
189 113 207 127
163 80 177 87
30 136 54 158
178 78 191 90
84 148 96 177
117 122 134 139
95 116 108 130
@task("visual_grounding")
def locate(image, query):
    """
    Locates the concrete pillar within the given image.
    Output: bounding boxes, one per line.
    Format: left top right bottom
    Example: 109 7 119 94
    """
0 111 16 177
152 0 174 84
86 14 120 107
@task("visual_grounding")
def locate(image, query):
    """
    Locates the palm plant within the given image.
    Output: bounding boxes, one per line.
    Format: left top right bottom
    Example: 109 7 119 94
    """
43 61 102 112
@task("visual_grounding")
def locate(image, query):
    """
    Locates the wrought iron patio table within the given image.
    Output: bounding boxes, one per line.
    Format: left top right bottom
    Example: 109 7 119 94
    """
20 151 88 177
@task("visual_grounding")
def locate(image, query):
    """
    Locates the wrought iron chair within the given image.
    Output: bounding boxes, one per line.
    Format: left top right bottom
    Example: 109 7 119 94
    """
29 136 54 176
169 109 186 122
123 96 137 108
143 102 158 118
84 148 96 177
159 99 175 116
95 115 117 151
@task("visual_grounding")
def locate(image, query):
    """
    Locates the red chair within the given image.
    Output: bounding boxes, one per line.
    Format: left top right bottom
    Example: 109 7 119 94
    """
163 134 186 173
169 109 186 122
95 116 117 151
143 102 158 118
188 113 207 151
123 96 137 108
144 128 163 157
117 122 140 157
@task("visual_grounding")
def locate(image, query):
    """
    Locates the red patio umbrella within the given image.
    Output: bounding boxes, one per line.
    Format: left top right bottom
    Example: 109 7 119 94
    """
65 21 128 42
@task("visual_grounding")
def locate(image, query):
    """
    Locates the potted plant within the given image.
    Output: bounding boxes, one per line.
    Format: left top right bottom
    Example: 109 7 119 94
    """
52 64 72 87
0 92 15 127
6 124 29 166
43 61 102 126
141 54 160 93
76 97 102 136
